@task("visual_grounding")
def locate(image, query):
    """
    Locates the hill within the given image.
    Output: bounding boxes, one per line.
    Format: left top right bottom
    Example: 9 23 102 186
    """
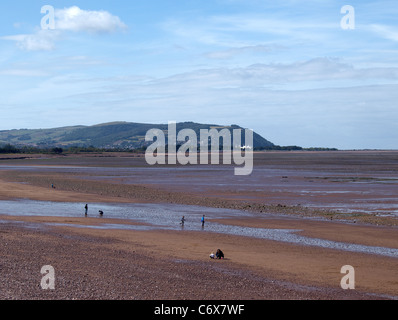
0 122 275 150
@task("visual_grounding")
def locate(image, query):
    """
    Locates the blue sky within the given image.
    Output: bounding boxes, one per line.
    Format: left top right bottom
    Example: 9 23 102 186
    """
0 0 397 149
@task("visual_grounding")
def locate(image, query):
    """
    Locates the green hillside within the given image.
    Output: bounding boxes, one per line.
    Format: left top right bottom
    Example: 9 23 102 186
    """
0 122 274 149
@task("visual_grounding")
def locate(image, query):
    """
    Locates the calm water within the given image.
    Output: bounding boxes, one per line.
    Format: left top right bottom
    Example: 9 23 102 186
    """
0 199 397 258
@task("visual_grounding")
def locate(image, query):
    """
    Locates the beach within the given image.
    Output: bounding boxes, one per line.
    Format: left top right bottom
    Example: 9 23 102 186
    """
0 151 397 300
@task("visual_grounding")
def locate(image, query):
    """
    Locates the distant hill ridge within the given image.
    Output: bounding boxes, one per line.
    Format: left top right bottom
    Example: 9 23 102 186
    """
0 121 275 149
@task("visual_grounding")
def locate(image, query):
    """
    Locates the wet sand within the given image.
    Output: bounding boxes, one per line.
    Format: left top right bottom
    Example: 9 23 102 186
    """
1 150 398 225
0 151 397 300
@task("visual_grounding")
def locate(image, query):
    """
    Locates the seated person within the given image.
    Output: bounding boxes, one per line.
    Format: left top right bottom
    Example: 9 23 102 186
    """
216 249 224 259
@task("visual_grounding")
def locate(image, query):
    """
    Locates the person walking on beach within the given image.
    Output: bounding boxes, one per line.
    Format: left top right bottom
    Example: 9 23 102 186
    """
201 215 205 227
85 204 88 216
181 216 185 226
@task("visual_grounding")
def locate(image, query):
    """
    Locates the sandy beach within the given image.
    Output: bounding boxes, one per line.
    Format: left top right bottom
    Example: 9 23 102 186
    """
0 151 397 300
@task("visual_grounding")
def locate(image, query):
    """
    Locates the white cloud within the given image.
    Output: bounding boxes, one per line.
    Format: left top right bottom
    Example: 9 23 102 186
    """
142 58 398 91
205 44 282 59
163 13 336 48
0 68 49 77
55 6 127 33
2 30 61 51
1 6 127 51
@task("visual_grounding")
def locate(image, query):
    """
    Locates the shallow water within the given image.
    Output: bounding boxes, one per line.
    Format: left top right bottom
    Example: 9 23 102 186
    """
1 199 397 258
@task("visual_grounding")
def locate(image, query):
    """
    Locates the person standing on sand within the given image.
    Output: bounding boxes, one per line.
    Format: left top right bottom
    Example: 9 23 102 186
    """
85 204 88 216
201 215 205 227
181 216 185 226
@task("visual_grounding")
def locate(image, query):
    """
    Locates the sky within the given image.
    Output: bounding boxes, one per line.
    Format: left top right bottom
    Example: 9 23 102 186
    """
0 0 397 149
